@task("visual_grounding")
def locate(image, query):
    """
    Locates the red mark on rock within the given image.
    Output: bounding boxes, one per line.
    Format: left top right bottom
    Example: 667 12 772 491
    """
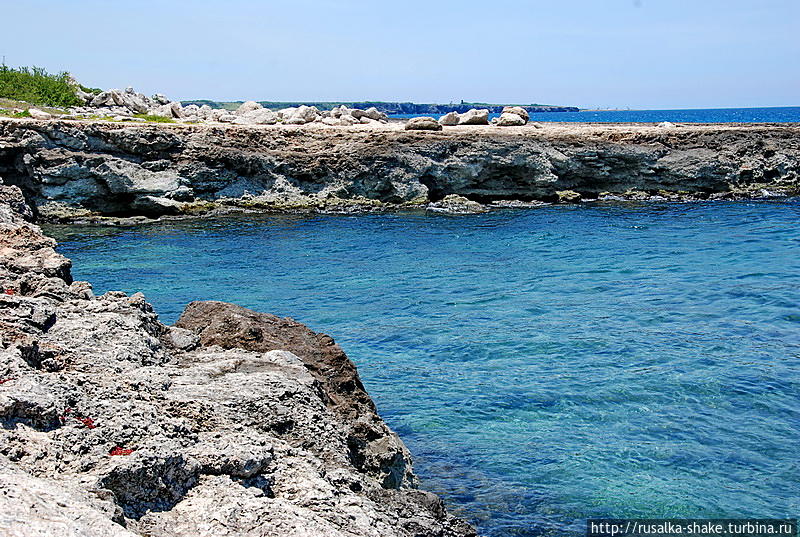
109 447 135 456
0 378 14 385
79 417 97 429
4 289 14 296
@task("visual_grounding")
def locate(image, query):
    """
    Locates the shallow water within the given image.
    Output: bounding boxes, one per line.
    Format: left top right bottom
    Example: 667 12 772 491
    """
392 106 800 123
49 200 800 536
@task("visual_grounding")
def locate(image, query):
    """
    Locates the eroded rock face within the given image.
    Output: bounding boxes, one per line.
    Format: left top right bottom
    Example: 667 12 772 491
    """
0 119 798 220
0 189 475 536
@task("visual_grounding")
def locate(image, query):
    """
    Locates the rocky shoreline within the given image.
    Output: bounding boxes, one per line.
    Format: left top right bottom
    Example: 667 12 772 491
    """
0 183 476 535
0 118 797 224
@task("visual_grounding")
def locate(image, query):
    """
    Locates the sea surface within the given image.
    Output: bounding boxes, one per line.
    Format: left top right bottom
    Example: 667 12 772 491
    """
49 200 800 536
391 106 800 123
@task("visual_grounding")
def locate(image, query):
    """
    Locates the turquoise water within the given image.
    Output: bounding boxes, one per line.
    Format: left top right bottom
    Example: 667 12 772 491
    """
392 106 800 123
49 200 800 536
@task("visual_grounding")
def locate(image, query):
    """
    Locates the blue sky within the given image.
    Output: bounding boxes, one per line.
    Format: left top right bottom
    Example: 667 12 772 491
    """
3 0 798 108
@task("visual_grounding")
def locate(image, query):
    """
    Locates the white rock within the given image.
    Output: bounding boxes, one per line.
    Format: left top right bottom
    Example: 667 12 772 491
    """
363 107 388 121
438 112 460 126
152 93 170 105
458 108 490 125
658 121 676 128
405 117 442 131
27 108 52 120
495 112 526 127
501 106 529 122
293 105 319 124
236 101 263 115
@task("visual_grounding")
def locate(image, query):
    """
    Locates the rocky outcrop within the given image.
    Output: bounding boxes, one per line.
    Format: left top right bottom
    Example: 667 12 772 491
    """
0 181 475 536
0 118 798 220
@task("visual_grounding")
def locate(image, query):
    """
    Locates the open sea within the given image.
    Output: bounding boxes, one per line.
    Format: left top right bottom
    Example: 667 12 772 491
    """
391 106 800 123
49 199 800 536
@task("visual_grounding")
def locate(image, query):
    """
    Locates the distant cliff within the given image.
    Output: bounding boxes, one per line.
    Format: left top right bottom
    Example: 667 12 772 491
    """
182 100 580 114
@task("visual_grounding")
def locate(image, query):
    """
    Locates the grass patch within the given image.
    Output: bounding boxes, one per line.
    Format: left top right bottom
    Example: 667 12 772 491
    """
0 65 81 107
0 108 31 118
132 113 175 123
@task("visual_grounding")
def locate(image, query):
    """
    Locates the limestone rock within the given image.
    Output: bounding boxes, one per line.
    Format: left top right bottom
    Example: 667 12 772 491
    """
426 194 485 214
496 112 526 127
457 108 489 125
438 111 460 126
0 193 476 537
501 106 530 122
27 108 52 120
236 101 263 115
405 117 443 131
556 189 582 202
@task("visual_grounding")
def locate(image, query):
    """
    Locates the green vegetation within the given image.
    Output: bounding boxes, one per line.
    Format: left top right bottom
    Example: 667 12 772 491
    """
79 84 102 96
0 108 31 118
0 65 81 107
132 113 175 123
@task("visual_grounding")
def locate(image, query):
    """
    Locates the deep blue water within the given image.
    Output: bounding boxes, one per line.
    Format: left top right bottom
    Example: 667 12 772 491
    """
49 200 800 536
391 106 800 123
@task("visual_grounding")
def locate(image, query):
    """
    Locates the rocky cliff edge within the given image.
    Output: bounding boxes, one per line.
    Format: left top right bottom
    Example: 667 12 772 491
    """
0 119 797 222
0 182 475 536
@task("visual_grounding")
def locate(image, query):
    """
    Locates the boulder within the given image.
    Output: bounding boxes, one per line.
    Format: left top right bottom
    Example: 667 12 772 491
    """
283 105 319 124
234 109 278 125
152 93 170 105
458 108 489 125
502 106 529 122
556 190 582 202
363 107 388 121
405 117 443 131
182 104 200 117
438 112 460 126
495 112 526 127
236 101 263 115
27 109 52 120
427 194 485 214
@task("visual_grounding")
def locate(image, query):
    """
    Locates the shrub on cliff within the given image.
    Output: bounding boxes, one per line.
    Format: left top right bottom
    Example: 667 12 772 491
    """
0 65 81 107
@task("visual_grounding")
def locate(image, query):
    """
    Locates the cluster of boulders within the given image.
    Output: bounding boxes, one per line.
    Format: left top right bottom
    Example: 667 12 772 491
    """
217 101 390 126
62 86 392 127
65 87 187 121
405 106 531 131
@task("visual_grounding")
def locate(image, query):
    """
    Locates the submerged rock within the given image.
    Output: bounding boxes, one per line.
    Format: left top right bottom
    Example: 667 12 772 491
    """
427 194 486 214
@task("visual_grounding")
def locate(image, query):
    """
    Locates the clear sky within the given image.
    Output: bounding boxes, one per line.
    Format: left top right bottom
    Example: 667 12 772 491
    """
3 0 798 109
